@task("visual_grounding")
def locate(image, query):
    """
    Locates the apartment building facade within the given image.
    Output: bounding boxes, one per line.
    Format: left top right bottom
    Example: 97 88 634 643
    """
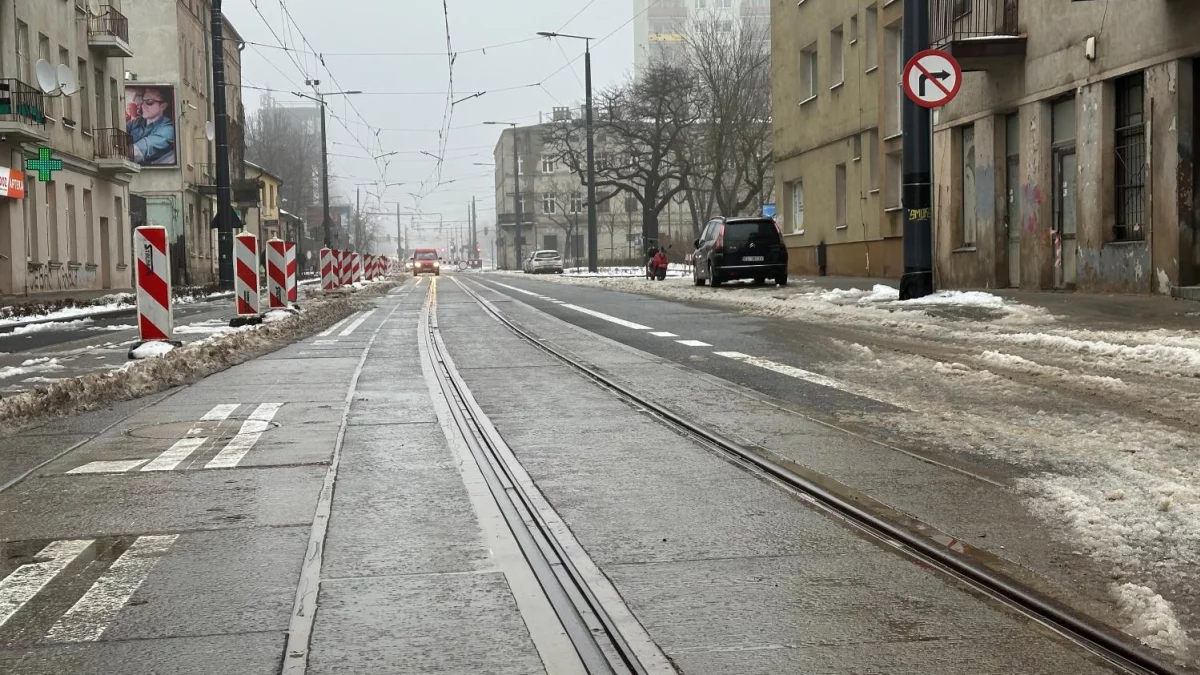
126 0 246 288
492 120 695 270
933 0 1198 295
772 0 907 278
0 0 139 297
634 0 770 73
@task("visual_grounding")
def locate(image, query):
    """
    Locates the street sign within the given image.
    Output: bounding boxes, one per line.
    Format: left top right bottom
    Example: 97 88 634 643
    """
903 49 962 109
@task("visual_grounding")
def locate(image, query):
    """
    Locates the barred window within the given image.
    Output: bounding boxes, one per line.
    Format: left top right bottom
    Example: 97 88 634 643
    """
1114 73 1146 242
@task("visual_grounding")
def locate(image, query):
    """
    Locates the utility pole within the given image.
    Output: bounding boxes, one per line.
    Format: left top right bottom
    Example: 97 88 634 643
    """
355 186 361 252
900 0 934 299
318 93 332 249
471 196 478 261
513 127 523 266
210 0 234 288
395 203 403 260
584 41 598 273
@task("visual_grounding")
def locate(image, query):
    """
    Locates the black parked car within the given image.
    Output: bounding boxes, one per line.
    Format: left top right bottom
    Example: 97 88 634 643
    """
692 217 788 287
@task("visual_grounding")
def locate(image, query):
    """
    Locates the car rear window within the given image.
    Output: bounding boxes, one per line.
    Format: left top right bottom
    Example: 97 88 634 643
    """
723 220 780 245
415 251 438 260
535 251 559 259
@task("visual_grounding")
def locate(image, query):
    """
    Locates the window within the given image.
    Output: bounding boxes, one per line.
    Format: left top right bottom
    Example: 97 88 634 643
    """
852 133 863 160
16 22 30 85
959 124 977 247
885 23 903 135
800 43 818 100
885 150 902 208
66 185 78 263
790 180 805 234
718 21 732 33
1114 73 1146 242
625 196 638 213
543 235 558 251
830 27 845 87
835 164 847 228
110 77 120 130
26 182 39 262
83 190 94 264
515 192 527 215
849 15 859 44
516 153 525 174
696 0 706 8
865 5 879 70
570 192 583 214
115 197 125 266
541 156 556 173
542 192 556 214
78 59 90 131
719 0 732 7
47 182 60 262
39 36 53 117
867 129 880 191
95 69 106 128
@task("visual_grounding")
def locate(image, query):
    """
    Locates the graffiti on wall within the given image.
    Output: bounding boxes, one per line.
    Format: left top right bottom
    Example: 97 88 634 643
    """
25 263 99 292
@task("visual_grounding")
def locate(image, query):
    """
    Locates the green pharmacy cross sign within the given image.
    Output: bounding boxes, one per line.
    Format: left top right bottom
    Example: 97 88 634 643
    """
25 147 63 182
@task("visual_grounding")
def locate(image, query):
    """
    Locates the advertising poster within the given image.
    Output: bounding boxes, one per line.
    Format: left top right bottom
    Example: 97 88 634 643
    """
124 85 178 168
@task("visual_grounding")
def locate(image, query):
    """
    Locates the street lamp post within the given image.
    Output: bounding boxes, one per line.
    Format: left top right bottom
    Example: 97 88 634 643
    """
293 86 362 250
484 121 523 267
538 31 598 273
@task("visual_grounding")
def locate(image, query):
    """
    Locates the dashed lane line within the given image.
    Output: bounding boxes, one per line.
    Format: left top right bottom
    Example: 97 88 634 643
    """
649 331 677 338
713 351 879 400
44 535 178 643
676 339 712 347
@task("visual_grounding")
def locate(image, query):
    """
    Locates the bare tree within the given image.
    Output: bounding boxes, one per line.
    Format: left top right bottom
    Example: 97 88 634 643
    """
245 94 321 242
548 61 700 247
679 18 774 233
539 176 588 263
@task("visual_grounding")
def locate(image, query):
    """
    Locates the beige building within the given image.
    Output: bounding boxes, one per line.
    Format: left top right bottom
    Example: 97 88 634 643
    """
492 114 694 270
0 1 139 297
772 0 907 279
126 0 245 288
774 0 1200 295
243 161 281 242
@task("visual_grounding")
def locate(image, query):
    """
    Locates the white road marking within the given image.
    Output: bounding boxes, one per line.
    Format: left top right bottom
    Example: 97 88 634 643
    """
200 404 239 421
560 303 651 330
650 331 677 337
312 339 339 346
204 403 282 469
338 310 376 337
0 539 93 630
490 281 547 299
45 535 178 643
714 351 858 394
67 460 151 475
317 314 354 338
141 437 208 472
676 339 712 347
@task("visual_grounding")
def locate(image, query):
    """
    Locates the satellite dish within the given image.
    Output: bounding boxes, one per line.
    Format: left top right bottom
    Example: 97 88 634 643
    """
34 60 58 94
57 64 78 96
205 121 215 141
87 0 102 15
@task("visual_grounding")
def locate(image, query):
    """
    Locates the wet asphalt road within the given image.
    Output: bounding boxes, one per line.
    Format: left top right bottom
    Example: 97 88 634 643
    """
0 275 1135 673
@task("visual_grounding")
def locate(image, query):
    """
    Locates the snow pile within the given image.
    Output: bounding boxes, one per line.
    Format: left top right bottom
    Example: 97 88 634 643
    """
989 330 1200 378
1112 583 1195 661
564 264 691 278
130 341 177 360
7 319 93 335
0 357 66 381
262 309 297 324
819 284 900 305
0 298 132 327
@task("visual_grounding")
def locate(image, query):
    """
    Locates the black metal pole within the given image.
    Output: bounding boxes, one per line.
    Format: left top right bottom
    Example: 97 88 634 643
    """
395 203 402 260
585 44 599 273
900 0 934 299
320 98 332 249
513 125 523 266
211 0 234 288
471 196 478 260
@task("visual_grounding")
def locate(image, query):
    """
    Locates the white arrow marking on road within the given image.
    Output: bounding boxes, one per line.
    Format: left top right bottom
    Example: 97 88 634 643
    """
205 403 283 469
0 539 93 630
141 437 208 472
45 535 178 643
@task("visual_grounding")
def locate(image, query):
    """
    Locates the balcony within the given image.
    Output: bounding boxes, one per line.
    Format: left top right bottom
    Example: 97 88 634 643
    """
931 0 1025 72
191 164 218 194
93 128 140 174
0 79 49 144
87 6 134 58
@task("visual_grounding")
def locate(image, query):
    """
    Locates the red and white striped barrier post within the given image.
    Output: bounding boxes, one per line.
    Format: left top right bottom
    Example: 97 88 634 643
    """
285 241 298 303
266 238 288 310
320 248 337 291
339 250 352 287
366 254 377 280
349 252 360 284
233 233 261 324
131 225 175 355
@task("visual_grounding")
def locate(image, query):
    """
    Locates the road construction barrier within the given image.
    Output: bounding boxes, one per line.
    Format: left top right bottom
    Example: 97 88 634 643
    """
285 242 298 303
352 253 363 284
234 233 260 317
266 239 288 309
133 225 173 342
320 248 337 291
339 250 352 287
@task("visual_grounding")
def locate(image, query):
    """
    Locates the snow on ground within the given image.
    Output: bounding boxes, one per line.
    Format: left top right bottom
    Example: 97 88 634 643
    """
563 263 690 278
0 357 66 381
7 318 95 335
0 299 132 327
130 341 178 360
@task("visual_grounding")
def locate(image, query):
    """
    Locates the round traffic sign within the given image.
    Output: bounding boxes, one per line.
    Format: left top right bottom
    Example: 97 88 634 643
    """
903 49 962 109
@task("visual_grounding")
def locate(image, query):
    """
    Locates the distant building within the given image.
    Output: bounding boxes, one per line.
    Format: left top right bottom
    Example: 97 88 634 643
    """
243 161 282 243
772 0 1200 296
633 0 770 74
0 0 140 297
126 0 246 288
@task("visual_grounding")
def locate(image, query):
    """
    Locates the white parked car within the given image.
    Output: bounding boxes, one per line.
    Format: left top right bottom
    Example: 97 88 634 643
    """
527 250 564 274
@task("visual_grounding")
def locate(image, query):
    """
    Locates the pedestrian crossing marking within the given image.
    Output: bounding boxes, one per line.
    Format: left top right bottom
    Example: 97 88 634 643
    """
205 403 282 469
67 459 150 475
0 539 93 631
140 437 207 472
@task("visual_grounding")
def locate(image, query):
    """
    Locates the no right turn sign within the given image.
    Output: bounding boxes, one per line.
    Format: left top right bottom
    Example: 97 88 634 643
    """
903 49 962 108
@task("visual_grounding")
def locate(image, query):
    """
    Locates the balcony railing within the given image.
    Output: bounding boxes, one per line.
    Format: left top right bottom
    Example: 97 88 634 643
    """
87 5 130 44
0 79 47 127
93 127 134 162
931 0 1019 46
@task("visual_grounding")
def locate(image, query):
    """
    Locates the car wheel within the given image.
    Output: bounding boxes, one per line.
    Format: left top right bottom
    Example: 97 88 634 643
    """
776 272 789 286
709 264 723 287
753 277 766 286
692 265 706 286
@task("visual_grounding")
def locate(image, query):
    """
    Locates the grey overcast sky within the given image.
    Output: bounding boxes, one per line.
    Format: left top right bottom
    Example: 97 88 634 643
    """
226 0 637 245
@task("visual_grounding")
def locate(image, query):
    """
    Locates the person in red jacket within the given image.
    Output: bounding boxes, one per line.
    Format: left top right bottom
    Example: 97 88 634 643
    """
651 249 669 280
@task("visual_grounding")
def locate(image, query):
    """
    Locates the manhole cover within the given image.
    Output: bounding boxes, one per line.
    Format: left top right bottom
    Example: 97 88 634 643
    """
125 420 281 440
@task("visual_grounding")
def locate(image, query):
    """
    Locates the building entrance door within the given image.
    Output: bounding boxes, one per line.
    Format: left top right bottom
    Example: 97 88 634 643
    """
1006 157 1021 287
1054 150 1078 289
